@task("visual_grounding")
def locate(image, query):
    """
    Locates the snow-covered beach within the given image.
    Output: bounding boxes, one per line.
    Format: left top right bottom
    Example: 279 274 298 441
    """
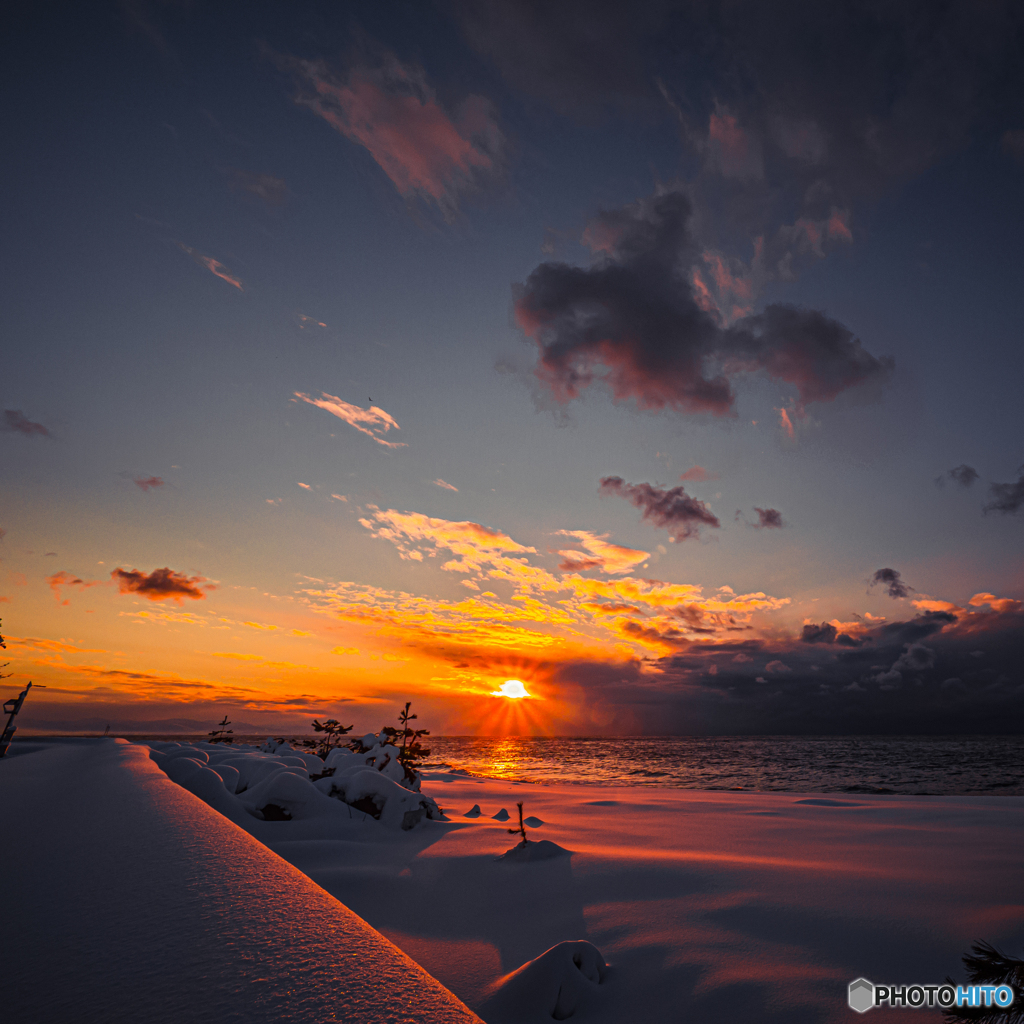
3 737 1023 1023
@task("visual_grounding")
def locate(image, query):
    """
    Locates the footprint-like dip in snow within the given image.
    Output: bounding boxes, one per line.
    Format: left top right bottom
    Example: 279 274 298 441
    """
523 816 544 827
478 939 606 1023
463 804 483 817
498 839 569 862
491 808 510 821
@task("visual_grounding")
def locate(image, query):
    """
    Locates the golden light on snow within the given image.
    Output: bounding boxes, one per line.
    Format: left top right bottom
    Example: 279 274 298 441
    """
490 679 532 699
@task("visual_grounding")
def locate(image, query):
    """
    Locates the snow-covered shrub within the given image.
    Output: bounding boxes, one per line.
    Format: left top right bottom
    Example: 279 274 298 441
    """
312 769 442 830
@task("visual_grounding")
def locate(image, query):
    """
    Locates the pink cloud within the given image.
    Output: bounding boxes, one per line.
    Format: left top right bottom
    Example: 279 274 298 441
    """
289 55 503 218
827 209 853 242
708 111 762 179
293 392 406 448
134 476 164 492
178 244 243 290
433 478 458 492
680 466 719 483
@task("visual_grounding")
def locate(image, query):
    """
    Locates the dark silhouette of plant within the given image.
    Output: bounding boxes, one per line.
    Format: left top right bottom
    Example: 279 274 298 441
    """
208 715 233 743
944 942 1024 1023
380 702 430 785
507 801 528 844
303 718 353 759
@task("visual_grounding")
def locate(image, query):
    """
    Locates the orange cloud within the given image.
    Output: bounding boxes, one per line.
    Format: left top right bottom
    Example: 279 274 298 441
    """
433 478 458 492
294 391 406 448
178 243 243 290
47 570 100 603
968 592 1023 614
7 636 107 654
111 567 211 603
554 530 649 575
778 407 795 439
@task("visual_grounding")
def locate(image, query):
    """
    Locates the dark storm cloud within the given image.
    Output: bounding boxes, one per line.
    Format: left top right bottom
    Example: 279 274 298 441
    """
2 410 51 437
935 464 979 488
869 568 913 599
983 467 1024 515
800 622 861 647
111 567 210 602
599 476 720 541
514 190 892 415
552 605 1024 734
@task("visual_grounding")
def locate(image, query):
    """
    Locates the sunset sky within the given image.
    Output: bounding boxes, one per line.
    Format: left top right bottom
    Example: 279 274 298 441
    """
3 1 1023 735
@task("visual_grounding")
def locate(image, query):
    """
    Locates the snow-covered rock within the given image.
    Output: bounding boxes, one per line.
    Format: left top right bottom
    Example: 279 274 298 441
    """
498 839 570 862
478 940 606 1023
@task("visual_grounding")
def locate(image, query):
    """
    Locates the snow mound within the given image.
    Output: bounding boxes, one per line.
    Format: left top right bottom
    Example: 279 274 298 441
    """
491 808 510 821
314 769 443 830
463 804 483 818
523 816 544 827
498 839 571 862
478 940 606 1023
260 737 293 754
148 742 442 831
238 769 336 821
324 739 412 788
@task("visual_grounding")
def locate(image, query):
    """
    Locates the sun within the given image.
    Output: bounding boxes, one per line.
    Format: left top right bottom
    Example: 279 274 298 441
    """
489 679 533 699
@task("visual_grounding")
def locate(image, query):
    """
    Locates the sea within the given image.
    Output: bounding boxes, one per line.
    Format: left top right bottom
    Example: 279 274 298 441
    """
110 734 1024 796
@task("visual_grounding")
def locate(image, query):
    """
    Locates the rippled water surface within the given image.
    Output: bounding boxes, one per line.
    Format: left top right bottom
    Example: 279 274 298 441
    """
111 733 1024 794
422 736 1024 794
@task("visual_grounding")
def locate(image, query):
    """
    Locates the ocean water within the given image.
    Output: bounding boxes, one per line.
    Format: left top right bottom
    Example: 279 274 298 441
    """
95 733 1024 795
423 735 1024 795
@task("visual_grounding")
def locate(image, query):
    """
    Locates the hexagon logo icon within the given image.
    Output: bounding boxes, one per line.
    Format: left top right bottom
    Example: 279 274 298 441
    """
849 978 874 1013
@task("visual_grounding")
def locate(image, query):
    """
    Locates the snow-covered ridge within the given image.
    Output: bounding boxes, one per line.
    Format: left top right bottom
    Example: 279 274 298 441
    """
1 738 483 1023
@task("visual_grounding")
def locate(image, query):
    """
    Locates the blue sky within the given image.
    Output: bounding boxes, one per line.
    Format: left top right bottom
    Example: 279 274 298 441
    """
2 1 1022 735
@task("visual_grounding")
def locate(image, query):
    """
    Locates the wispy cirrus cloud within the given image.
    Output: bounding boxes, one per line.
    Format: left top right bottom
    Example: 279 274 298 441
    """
227 168 288 206
281 51 504 219
178 243 243 290
111 567 212 603
433 478 458 492
47 571 101 603
294 391 406 448
2 410 51 437
134 476 164 492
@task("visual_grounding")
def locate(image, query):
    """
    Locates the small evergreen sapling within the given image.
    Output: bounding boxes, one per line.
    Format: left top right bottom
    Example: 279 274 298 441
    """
208 715 233 743
303 718 354 759
508 801 528 844
380 701 430 786
944 941 1024 1023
